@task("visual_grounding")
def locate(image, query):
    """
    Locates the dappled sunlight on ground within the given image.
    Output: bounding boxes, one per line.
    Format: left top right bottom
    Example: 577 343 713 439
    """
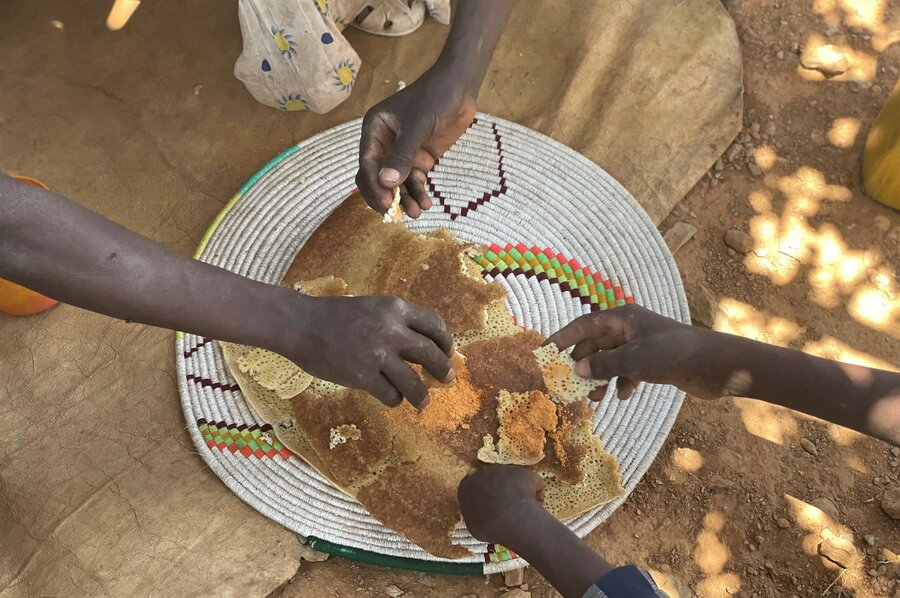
841 451 870 472
732 397 800 445
693 512 741 597
741 163 898 337
715 298 802 345
753 145 778 170
783 494 874 596
798 33 878 82
828 116 862 147
812 0 900 51
671 447 704 472
802 334 899 370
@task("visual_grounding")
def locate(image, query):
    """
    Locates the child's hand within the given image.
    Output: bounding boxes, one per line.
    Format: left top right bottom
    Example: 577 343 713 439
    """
284 294 454 408
458 465 545 547
355 68 477 219
546 304 720 400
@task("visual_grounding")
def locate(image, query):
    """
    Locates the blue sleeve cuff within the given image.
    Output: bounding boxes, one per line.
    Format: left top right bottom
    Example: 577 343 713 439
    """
582 565 669 598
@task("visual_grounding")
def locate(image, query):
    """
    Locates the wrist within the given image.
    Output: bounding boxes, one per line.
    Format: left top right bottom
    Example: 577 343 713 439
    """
496 500 553 550
427 58 482 98
260 285 311 360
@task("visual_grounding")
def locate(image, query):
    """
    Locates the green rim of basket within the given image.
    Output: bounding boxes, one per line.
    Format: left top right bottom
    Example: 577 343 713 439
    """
306 537 484 575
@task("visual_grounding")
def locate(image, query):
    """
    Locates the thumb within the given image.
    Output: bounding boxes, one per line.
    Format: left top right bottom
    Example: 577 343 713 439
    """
379 122 429 188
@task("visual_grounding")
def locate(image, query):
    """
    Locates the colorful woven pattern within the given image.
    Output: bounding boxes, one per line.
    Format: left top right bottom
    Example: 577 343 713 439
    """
485 544 518 564
474 243 635 310
198 419 294 460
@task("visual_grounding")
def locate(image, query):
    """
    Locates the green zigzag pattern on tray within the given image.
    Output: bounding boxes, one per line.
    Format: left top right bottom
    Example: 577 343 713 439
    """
473 243 635 309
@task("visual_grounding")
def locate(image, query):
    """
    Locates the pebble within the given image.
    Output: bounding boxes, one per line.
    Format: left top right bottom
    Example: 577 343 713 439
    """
882 486 900 520
876 215 893 232
726 143 743 162
297 543 330 562
777 517 791 529
685 282 719 328
748 162 763 176
891 447 900 457
192 84 203 96
504 567 525 588
865 534 876 546
800 438 818 456
750 122 761 134
499 589 531 598
715 158 725 171
385 585 404 597
810 130 826 145
776 50 785 59
872 85 883 95
765 121 777 136
664 222 697 254
724 229 754 253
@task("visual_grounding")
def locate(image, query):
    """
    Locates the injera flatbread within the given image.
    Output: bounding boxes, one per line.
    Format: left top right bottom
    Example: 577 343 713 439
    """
224 195 624 557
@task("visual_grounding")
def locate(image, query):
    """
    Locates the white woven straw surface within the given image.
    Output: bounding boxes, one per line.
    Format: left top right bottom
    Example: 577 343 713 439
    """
177 114 688 571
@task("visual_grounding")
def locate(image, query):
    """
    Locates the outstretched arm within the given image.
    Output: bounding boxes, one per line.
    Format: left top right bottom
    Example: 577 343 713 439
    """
355 0 515 216
459 466 666 598
546 305 900 446
0 173 454 407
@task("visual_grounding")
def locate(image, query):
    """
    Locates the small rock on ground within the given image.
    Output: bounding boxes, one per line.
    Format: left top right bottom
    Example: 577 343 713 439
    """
685 282 720 328
890 446 900 458
724 229 754 253
882 486 900 520
385 585 404 597
499 589 531 598
664 221 698 254
800 437 818 456
297 542 330 562
776 517 791 529
864 534 876 546
504 567 525 588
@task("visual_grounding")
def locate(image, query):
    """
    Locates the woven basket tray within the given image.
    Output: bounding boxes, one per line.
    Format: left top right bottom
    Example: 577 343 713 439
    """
176 114 688 573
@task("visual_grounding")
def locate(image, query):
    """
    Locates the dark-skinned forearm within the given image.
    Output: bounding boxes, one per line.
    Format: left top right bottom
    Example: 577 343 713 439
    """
505 504 611 598
691 330 900 445
433 0 514 94
0 174 304 354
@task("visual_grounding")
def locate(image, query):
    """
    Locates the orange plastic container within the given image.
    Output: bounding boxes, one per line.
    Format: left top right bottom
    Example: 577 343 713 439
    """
0 176 60 316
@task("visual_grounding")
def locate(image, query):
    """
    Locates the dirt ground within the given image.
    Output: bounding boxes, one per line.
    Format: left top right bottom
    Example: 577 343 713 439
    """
1 0 898 597
277 1 900 597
